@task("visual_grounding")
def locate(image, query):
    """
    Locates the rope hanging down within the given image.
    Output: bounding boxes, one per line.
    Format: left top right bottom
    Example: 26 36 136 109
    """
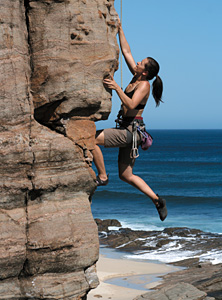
120 0 123 89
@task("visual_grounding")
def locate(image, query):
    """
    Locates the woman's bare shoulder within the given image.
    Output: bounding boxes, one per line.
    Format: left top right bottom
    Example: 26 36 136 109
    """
136 80 150 91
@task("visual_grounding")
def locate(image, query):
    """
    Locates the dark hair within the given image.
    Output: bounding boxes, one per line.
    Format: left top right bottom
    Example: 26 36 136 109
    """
145 57 163 107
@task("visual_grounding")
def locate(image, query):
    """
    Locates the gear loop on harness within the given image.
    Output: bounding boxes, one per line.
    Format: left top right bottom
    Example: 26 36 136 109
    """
115 113 146 159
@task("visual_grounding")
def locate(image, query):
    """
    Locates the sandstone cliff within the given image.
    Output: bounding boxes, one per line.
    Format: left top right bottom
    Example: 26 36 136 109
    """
0 0 119 299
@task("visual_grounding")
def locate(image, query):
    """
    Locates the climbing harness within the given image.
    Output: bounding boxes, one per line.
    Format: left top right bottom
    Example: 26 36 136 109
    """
115 114 152 158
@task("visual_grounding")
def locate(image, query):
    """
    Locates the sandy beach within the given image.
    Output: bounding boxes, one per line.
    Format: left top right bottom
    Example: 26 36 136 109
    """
87 255 178 300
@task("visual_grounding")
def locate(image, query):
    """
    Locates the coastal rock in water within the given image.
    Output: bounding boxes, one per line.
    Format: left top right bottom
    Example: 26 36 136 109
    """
96 219 222 300
0 0 118 299
96 220 222 263
133 282 213 300
95 218 122 232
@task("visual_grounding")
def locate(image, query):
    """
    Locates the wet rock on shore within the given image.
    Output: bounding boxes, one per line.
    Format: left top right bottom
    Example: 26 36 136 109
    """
95 219 222 300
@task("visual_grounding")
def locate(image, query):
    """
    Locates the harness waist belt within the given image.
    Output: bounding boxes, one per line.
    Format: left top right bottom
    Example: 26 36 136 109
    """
121 116 143 123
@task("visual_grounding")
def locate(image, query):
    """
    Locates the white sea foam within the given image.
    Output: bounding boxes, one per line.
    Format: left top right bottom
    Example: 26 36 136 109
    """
108 226 121 231
125 242 222 265
124 238 205 263
167 235 196 241
159 232 169 237
199 250 222 265
115 231 222 265
162 241 182 251
116 237 150 249
116 241 133 249
120 221 165 232
134 237 152 244
100 231 108 237
125 249 201 263
144 240 157 247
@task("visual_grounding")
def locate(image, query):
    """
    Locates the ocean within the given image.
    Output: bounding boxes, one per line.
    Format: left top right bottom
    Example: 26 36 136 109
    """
91 129 222 264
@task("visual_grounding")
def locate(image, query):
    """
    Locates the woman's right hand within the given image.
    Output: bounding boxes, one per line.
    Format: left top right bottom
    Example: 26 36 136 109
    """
103 75 119 91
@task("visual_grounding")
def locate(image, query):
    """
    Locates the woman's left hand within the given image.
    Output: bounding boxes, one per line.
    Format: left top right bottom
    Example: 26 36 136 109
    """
103 75 119 90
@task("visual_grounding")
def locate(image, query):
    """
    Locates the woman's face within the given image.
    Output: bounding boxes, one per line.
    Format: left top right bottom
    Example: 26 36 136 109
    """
134 58 149 74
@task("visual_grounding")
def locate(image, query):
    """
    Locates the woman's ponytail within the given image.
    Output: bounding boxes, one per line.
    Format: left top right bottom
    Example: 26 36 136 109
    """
152 75 163 107
145 57 164 107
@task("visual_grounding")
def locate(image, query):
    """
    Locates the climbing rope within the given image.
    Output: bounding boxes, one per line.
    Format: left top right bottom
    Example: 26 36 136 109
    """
120 0 123 89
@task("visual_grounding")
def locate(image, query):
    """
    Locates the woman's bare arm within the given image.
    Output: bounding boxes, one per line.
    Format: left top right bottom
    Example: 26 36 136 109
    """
118 22 136 75
103 76 150 110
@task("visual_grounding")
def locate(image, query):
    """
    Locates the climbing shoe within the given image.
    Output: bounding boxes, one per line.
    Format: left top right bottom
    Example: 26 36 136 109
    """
96 174 109 186
155 195 168 221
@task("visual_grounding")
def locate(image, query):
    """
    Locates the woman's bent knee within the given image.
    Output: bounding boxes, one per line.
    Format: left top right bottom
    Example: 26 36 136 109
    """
118 162 133 183
119 173 126 182
95 130 105 145
119 172 132 183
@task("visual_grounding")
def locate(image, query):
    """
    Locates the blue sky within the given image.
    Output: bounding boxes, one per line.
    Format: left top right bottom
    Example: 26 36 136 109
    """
97 0 222 130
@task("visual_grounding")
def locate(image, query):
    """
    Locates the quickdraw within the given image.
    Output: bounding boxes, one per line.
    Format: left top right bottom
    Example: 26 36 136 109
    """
115 113 146 159
131 120 139 158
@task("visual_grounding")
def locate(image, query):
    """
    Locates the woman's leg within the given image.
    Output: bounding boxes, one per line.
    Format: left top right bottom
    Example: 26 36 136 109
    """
118 162 158 204
118 161 167 221
92 131 108 181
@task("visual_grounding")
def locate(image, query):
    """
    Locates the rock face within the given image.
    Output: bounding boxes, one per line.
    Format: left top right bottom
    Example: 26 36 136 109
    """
157 262 222 300
0 0 119 299
134 264 222 300
134 283 214 300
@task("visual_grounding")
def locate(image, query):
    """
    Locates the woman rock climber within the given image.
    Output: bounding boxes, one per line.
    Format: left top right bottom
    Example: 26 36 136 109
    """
92 21 167 221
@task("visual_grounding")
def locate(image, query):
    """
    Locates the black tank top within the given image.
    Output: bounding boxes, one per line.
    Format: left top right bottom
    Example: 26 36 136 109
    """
124 88 145 110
